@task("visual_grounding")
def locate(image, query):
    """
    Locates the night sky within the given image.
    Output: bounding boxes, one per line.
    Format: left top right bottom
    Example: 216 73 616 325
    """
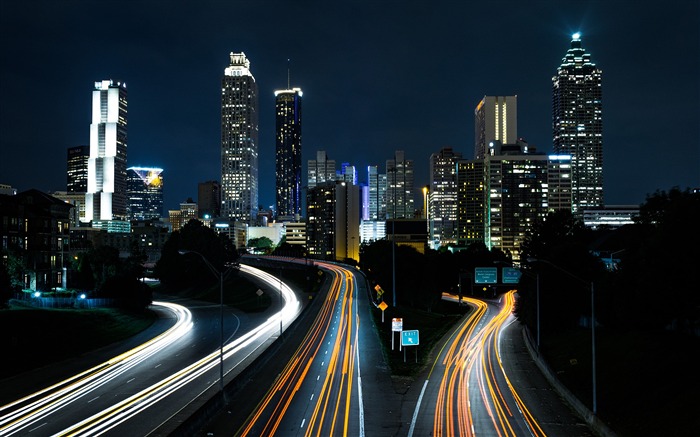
1 1 698 212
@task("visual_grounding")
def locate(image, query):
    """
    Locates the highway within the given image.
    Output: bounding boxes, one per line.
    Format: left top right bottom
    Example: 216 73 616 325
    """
236 261 365 437
407 291 547 437
0 264 300 437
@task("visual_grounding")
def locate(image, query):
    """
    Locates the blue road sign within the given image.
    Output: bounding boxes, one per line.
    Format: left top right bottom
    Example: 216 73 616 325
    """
475 267 498 284
401 330 420 346
502 267 522 284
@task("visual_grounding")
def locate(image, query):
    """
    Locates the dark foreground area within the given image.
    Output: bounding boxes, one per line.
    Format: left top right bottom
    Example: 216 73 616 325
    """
543 327 700 437
0 305 157 378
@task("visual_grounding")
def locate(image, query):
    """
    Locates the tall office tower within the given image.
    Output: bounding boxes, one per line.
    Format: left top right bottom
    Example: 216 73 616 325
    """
474 96 517 159
274 87 303 217
429 147 462 248
386 150 414 219
67 145 89 193
367 165 387 220
552 33 603 215
307 150 337 188
221 52 258 224
198 180 221 218
484 141 549 261
85 80 128 222
456 160 485 246
306 181 360 262
126 167 164 221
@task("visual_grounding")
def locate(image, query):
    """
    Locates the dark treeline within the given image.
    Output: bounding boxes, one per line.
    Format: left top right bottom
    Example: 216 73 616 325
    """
360 240 510 312
517 187 700 335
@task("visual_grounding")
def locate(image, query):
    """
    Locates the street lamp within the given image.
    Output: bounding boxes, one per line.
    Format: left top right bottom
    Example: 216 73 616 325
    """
178 249 234 400
527 257 597 415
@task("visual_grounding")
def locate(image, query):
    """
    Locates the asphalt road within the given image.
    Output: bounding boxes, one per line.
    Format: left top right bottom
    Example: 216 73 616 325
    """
234 261 365 436
0 265 300 437
401 292 593 437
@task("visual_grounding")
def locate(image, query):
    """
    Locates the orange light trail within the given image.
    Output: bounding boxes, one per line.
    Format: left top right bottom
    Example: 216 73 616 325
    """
238 263 361 437
431 291 546 437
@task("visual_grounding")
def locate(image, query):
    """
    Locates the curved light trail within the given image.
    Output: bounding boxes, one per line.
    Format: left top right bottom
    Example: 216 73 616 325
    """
237 262 363 437
428 291 546 437
0 301 193 436
0 264 300 437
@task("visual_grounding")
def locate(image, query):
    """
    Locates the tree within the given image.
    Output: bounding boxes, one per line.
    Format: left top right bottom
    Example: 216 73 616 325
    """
248 237 274 254
155 219 238 290
610 188 700 330
517 210 605 335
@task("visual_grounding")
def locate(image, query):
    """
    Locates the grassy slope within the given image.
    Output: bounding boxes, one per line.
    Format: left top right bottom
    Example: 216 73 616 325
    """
0 307 156 377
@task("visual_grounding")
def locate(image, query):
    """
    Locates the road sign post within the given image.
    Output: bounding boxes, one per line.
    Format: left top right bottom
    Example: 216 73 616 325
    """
392 318 403 351
378 300 388 322
401 330 419 363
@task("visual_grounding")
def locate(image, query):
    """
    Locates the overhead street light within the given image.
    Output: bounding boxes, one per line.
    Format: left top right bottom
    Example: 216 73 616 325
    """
178 249 236 401
527 257 597 415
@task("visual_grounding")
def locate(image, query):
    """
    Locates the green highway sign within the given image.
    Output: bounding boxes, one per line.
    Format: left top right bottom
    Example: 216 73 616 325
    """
502 267 522 284
401 330 420 346
475 267 498 284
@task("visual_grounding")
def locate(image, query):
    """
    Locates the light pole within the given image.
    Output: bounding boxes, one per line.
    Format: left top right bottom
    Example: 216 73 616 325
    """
527 257 597 415
179 250 232 400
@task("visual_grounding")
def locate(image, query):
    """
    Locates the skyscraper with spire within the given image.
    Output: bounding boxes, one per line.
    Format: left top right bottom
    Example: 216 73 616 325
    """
274 66 302 219
552 33 603 215
221 52 258 223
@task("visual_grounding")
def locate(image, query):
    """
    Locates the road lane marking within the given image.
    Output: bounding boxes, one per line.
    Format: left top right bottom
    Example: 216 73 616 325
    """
407 379 429 437
28 422 47 433
126 378 135 383
300 418 306 428
87 396 100 403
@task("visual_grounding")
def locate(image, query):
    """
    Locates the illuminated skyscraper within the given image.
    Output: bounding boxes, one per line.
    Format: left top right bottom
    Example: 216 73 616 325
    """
126 167 163 220
552 33 603 215
274 87 302 218
221 52 258 224
85 80 128 222
67 145 89 193
474 96 517 159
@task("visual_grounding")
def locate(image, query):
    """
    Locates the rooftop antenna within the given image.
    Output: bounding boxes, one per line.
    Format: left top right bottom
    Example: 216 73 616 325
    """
287 58 290 89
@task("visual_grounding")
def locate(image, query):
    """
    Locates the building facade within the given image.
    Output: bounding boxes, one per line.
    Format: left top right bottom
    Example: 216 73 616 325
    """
0 190 72 291
198 180 221 219
275 87 303 218
126 167 164 221
456 159 485 246
429 147 462 248
86 80 128 222
168 200 197 232
386 150 414 219
221 52 258 224
367 165 386 221
306 181 360 262
484 144 550 261
474 96 517 159
67 145 89 193
307 150 337 189
552 33 603 216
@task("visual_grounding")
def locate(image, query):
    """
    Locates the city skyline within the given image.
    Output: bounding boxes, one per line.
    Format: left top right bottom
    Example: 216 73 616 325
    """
1 1 698 212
